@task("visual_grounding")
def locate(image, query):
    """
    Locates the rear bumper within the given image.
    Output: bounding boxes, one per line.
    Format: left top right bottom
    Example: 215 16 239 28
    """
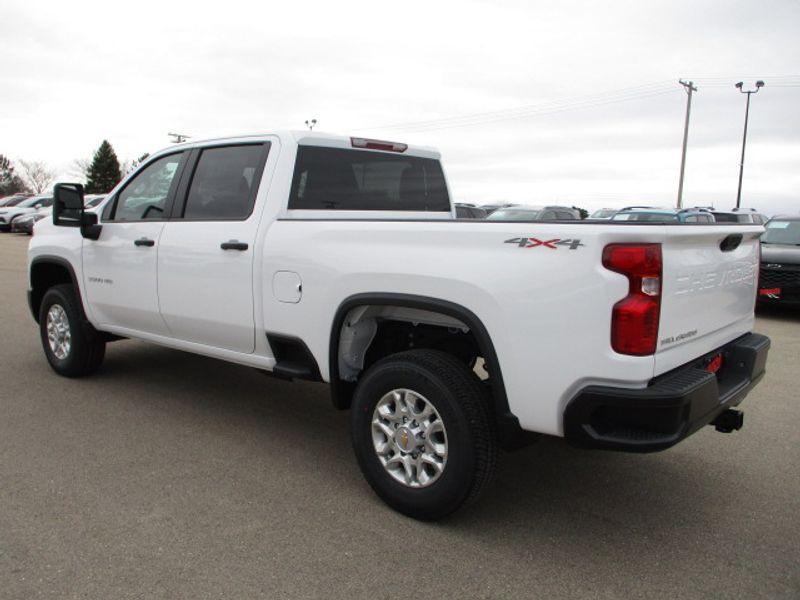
564 333 770 452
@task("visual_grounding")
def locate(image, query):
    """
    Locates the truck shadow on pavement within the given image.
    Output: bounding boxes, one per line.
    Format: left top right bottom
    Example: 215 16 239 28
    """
93 341 720 538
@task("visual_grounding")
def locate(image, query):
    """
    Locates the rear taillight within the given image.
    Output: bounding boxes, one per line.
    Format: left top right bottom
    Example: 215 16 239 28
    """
602 244 662 356
350 137 408 153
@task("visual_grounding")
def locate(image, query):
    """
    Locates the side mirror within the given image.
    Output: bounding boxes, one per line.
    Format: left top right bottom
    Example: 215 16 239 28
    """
53 183 84 227
34 203 42 210
53 183 103 240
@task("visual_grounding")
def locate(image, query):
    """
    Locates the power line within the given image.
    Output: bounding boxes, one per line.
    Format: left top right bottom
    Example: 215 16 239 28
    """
355 81 678 134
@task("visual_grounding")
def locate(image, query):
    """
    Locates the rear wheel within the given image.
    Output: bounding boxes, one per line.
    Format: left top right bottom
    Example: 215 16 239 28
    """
39 284 105 377
351 349 496 520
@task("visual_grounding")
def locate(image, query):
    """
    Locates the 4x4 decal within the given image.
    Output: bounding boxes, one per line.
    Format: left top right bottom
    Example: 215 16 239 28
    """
504 237 585 250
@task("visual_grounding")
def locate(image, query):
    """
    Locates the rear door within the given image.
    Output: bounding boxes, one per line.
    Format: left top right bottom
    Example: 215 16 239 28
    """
156 142 271 353
84 152 186 334
654 225 762 375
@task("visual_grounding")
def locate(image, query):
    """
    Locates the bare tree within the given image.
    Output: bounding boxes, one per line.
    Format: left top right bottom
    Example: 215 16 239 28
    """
70 158 91 183
18 160 56 194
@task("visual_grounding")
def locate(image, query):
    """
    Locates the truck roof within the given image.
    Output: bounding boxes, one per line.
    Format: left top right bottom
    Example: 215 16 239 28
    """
152 131 441 160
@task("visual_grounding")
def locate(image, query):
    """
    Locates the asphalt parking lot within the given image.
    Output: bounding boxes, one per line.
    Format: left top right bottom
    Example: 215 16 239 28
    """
1 233 798 599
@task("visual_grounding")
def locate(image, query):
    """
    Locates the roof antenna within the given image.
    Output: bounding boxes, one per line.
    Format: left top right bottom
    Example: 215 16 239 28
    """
305 119 317 131
168 132 191 143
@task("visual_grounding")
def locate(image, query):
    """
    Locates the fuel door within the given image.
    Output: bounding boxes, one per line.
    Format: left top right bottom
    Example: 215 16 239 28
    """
273 271 302 303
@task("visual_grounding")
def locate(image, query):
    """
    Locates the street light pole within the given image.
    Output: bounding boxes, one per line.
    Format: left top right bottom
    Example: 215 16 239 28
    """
734 80 764 208
677 80 697 209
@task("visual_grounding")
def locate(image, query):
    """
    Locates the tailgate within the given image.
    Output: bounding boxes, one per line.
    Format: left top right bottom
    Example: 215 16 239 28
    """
655 225 762 375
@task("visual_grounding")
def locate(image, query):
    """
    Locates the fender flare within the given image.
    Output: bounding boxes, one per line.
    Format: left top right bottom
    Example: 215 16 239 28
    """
28 255 81 323
328 293 531 448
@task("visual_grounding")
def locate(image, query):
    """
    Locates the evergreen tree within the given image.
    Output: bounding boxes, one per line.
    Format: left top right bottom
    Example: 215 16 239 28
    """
85 140 122 193
573 206 589 219
0 154 28 196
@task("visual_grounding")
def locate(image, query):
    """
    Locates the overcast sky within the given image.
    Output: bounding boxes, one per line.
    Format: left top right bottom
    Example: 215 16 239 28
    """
2 0 798 214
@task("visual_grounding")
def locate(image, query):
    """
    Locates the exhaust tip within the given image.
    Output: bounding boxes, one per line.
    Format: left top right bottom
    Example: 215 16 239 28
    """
712 409 744 433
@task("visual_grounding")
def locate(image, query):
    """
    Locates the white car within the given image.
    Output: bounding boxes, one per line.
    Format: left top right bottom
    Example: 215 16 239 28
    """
28 131 770 519
0 194 53 231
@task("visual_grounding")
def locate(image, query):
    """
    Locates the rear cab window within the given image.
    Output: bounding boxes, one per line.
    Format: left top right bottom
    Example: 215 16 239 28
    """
288 146 450 212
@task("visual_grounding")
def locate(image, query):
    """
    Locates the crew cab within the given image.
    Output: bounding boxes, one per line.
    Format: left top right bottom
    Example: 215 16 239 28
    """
28 132 770 519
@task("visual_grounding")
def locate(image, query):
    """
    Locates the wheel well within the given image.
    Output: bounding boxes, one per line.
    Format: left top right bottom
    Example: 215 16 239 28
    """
328 294 534 450
337 305 481 384
29 260 76 322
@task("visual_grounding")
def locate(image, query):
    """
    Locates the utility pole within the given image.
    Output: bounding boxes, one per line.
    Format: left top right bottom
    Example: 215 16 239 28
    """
676 80 697 209
734 80 764 208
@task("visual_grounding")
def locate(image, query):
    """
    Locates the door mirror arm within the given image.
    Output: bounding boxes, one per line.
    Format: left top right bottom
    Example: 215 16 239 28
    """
80 212 102 241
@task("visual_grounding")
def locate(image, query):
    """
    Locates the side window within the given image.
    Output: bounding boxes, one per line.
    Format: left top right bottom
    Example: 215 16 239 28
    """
556 211 575 220
455 206 469 218
542 210 557 220
182 144 268 220
113 154 183 221
684 215 699 223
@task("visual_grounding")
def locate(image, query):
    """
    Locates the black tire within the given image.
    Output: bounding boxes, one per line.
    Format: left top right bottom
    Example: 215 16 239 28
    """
39 284 106 377
351 349 497 520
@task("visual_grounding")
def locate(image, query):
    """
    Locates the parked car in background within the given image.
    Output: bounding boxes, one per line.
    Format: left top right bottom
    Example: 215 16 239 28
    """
733 208 766 224
478 202 515 215
11 207 51 234
0 194 32 207
0 195 53 231
710 209 764 224
758 216 800 306
611 207 715 223
590 208 618 219
486 205 579 221
455 203 487 219
83 194 107 209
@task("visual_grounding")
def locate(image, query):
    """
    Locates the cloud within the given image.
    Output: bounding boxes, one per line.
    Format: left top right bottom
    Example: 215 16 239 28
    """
1 0 798 215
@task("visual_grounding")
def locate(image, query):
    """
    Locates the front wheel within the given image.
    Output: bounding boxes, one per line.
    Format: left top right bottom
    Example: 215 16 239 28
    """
39 284 106 377
350 349 496 520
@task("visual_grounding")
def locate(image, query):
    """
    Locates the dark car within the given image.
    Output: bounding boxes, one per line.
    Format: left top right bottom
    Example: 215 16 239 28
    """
455 203 487 219
758 216 800 306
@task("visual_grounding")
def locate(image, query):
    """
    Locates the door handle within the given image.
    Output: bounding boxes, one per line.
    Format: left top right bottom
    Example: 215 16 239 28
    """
220 240 249 251
134 238 155 247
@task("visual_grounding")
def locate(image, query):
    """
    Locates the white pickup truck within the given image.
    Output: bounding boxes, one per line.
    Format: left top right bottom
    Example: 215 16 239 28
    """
28 132 770 519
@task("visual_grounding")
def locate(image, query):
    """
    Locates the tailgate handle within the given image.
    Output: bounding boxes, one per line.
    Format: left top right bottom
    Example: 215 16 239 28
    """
719 234 742 252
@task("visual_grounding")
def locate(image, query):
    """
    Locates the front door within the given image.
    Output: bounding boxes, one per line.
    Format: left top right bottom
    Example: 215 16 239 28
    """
83 152 185 335
157 142 271 353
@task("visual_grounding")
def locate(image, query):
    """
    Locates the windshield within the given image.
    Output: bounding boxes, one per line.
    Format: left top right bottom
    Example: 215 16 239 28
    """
1 197 25 207
761 220 800 245
487 208 542 221
611 211 679 222
591 209 617 218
